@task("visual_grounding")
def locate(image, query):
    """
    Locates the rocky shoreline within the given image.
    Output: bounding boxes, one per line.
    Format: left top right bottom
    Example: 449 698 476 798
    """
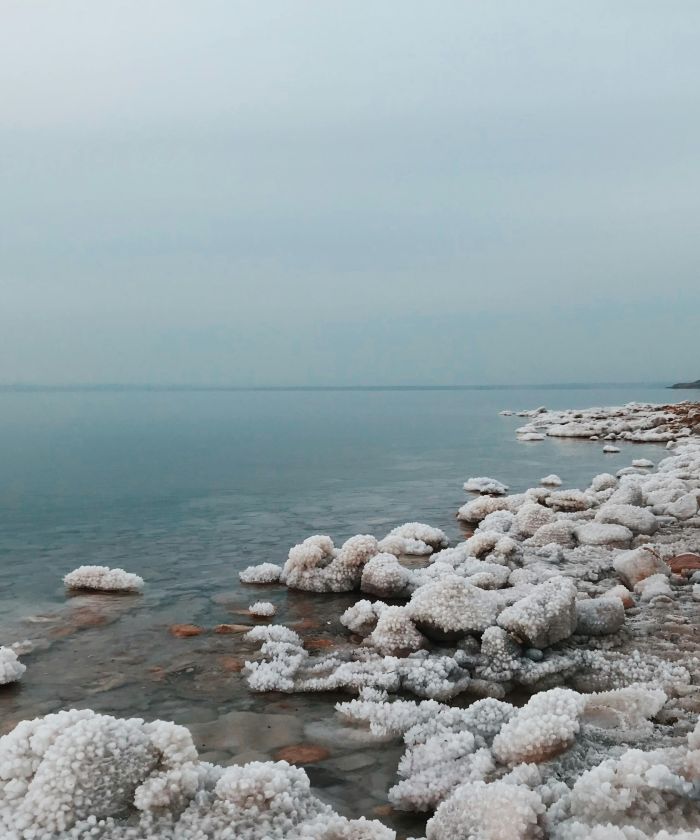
1 401 699 839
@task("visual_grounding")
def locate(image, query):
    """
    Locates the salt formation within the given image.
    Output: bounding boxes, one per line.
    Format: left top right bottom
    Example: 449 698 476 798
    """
540 474 562 486
63 565 144 592
280 534 379 592
239 562 282 583
0 647 25 685
248 600 276 617
0 709 392 839
463 477 509 495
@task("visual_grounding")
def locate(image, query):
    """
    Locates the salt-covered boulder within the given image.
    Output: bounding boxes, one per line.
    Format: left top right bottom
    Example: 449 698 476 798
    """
239 562 283 584
602 584 635 609
595 503 658 535
63 565 144 592
513 503 555 538
603 444 621 453
668 492 699 520
526 519 577 548
361 553 413 598
492 688 586 764
545 490 589 512
573 522 633 548
607 480 644 507
634 573 673 602
426 779 544 840
281 534 379 592
632 458 654 468
540 474 562 486
613 546 671 589
366 607 425 656
248 601 276 617
590 473 618 492
408 576 500 640
463 477 509 496
0 647 26 685
457 496 510 523
380 522 448 554
497 576 577 648
340 599 387 636
575 597 625 636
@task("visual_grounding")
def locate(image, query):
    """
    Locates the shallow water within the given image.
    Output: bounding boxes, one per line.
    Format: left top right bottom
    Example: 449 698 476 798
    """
0 385 680 830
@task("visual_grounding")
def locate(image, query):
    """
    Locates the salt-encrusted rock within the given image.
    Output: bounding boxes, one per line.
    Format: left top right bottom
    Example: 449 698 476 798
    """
518 432 545 441
603 444 621 453
540 474 562 486
526 519 577 548
361 553 412 598
249 601 276 617
595 503 658 535
239 562 283 584
607 480 644 507
545 490 589 512
590 472 618 492
63 565 144 592
457 495 510 523
575 597 625 635
426 779 544 840
602 584 635 609
340 599 387 636
668 492 699 520
573 522 633 548
514 502 555 538
632 458 654 468
463 477 509 496
497 576 577 648
366 607 425 656
613 546 671 589
634 573 673 602
281 534 379 592
492 687 586 764
478 509 515 534
409 576 500 640
380 522 448 554
0 647 26 685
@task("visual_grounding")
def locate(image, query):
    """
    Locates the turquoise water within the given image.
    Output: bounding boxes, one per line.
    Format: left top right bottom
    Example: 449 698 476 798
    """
0 385 680 829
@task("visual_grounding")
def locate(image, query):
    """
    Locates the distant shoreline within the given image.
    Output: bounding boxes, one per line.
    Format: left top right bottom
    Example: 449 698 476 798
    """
669 380 700 389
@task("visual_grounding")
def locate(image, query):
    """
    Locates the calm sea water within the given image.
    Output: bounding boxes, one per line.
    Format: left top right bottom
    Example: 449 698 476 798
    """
0 385 681 829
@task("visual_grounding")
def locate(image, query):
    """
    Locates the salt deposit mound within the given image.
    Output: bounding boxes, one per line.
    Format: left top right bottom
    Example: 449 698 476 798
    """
0 709 393 839
0 647 25 685
63 565 144 593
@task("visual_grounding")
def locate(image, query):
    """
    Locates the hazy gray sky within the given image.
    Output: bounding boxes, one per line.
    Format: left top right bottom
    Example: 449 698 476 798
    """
2 1 699 385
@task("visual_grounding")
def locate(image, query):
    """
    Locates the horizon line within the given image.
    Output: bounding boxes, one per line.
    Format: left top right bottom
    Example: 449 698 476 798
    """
0 381 674 393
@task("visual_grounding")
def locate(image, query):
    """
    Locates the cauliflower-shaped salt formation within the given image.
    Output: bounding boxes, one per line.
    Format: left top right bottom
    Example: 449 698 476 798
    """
249 600 276 617
63 564 144 592
464 477 509 495
361 553 413 598
383 522 448 551
281 534 379 592
426 779 544 840
366 607 425 656
497 576 577 648
457 495 510 523
408 575 500 639
340 599 388 635
492 687 586 765
0 647 26 685
514 503 555 538
239 562 283 583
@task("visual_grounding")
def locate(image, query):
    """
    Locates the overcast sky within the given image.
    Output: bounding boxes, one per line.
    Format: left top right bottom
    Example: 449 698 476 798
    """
1 1 699 385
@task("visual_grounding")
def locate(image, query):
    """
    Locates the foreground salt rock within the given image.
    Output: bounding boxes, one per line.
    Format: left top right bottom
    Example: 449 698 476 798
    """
239 562 282 583
0 646 26 685
336 684 698 840
248 600 276 617
63 565 144 592
0 709 393 839
613 546 671 588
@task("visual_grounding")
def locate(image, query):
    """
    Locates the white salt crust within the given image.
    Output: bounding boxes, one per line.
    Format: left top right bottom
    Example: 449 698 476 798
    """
63 565 144 592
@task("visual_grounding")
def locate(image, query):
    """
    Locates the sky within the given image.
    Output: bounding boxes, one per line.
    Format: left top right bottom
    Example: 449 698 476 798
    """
1 1 699 386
